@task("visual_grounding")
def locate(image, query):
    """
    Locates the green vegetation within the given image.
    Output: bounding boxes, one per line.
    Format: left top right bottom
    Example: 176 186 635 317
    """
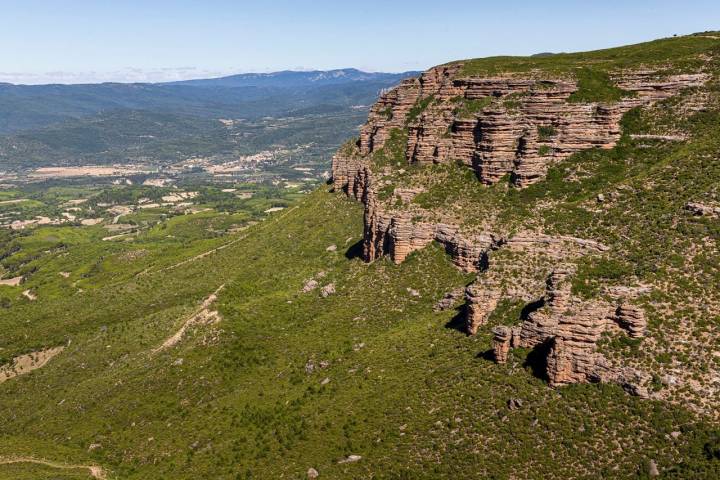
537 145 552 156
458 33 720 77
1 188 718 479
0 109 369 171
537 124 557 140
370 128 409 170
413 162 508 213
0 71 415 171
568 68 634 103
0 462 95 479
451 96 493 118
502 92 526 111
572 256 634 298
406 95 435 123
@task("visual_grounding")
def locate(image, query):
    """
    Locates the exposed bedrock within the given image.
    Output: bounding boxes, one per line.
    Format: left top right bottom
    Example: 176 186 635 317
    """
353 178 612 272
356 66 706 187
492 325 518 364
615 303 647 339
465 281 502 335
330 67 701 272
329 64 686 396
685 201 720 218
331 151 369 202
481 267 649 391
358 187 503 271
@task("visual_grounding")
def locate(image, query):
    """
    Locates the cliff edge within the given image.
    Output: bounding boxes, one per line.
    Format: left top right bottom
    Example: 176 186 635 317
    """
331 33 720 415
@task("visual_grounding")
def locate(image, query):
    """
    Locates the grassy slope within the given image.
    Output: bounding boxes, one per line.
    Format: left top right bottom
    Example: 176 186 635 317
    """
2 33 720 479
0 463 94 480
0 189 718 479
457 32 720 77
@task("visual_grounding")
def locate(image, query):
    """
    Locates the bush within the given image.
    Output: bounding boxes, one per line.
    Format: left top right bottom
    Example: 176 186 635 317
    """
568 68 633 103
537 125 557 140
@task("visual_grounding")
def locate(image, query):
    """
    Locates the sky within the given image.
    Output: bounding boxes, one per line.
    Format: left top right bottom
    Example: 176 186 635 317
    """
1 0 718 84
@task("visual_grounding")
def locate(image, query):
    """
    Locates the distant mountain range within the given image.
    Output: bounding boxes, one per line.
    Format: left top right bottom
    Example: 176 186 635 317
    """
0 69 418 134
164 68 417 88
0 69 419 169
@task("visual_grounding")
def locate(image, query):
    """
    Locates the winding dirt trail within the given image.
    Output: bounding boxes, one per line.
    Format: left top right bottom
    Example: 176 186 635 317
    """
152 284 225 353
0 457 107 479
142 205 299 276
155 234 251 273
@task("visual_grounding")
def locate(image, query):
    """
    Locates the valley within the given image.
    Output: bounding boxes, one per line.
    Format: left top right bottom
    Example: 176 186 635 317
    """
1 32 720 479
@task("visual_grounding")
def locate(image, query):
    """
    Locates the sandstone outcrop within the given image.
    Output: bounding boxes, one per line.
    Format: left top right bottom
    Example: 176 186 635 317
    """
546 303 615 386
361 200 502 271
615 303 647 338
331 147 369 201
360 193 609 271
492 326 519 364
320 283 336 298
465 281 502 334
329 62 695 395
685 201 720 218
355 66 706 187
483 267 649 391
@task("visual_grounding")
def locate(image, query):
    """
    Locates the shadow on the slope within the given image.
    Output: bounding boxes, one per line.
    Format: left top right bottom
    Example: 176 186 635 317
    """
444 305 467 333
520 298 545 320
523 339 552 382
476 349 496 361
345 239 364 260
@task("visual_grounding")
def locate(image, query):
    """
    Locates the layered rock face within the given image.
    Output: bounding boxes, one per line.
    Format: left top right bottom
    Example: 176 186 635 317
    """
486 267 648 392
331 65 705 270
360 77 424 155
356 67 706 187
615 304 647 339
330 62 696 394
360 189 503 271
465 281 502 335
360 199 608 272
331 148 369 201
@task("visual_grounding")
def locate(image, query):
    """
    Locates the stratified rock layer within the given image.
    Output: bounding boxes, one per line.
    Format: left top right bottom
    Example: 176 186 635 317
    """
356 67 706 187
465 281 501 335
484 267 649 392
330 63 700 394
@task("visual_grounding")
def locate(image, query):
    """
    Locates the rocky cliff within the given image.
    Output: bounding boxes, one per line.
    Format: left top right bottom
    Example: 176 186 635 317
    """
354 66 706 186
332 64 706 271
331 46 716 401
488 266 648 392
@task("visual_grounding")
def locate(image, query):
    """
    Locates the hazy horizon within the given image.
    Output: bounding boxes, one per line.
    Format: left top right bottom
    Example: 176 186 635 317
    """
1 0 719 85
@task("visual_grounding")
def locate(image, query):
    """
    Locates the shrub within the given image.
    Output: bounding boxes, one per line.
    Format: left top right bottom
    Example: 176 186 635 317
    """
568 68 634 103
537 125 557 140
407 96 435 123
452 96 493 118
538 145 552 156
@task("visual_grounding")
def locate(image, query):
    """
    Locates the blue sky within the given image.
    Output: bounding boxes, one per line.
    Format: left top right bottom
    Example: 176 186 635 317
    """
1 0 718 84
